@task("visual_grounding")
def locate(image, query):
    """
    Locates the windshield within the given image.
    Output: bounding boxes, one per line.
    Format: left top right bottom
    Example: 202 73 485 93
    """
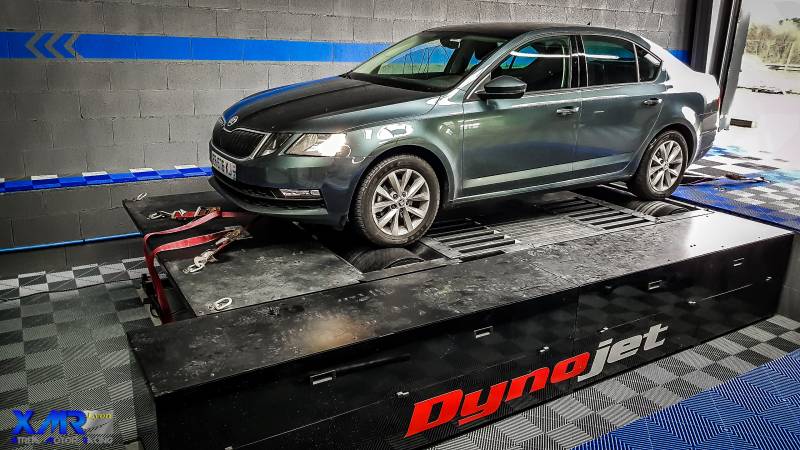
348 32 509 92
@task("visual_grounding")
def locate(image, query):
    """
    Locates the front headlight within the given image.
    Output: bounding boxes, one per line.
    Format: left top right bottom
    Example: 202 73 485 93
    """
286 133 350 157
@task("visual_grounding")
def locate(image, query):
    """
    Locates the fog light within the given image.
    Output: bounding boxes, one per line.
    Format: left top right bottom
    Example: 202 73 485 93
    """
279 189 321 199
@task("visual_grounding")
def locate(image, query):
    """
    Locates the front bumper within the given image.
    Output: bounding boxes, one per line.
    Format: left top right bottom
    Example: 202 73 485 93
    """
209 142 372 228
210 176 341 225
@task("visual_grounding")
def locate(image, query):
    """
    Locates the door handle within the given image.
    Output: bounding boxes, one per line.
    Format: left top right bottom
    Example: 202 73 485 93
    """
556 106 580 116
643 98 663 106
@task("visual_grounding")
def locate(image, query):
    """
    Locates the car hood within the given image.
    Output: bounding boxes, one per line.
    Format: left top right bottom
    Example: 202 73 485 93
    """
223 76 439 133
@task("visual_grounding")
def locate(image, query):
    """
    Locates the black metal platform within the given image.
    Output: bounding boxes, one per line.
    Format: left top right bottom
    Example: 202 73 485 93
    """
123 188 793 450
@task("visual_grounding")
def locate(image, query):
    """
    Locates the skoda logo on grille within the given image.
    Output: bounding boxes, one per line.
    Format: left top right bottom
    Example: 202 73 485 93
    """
226 116 239 127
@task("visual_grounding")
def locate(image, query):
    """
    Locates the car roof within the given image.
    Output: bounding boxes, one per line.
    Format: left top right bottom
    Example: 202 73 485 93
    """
427 22 639 41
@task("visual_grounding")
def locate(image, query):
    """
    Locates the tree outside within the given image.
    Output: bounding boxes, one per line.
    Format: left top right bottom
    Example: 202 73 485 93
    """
738 2 800 93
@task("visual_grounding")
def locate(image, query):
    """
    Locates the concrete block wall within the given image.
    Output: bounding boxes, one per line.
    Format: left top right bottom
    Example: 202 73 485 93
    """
0 176 214 276
0 0 694 179
0 0 694 261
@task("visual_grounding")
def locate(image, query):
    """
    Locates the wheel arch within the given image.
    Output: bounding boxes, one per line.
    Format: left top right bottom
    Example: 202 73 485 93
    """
365 144 454 203
655 122 697 163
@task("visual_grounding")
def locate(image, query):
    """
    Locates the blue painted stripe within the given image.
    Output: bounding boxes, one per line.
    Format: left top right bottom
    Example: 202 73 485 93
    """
1 31 684 64
0 31 387 62
669 49 690 64
7 31 35 58
0 232 142 254
0 167 212 194
84 232 143 243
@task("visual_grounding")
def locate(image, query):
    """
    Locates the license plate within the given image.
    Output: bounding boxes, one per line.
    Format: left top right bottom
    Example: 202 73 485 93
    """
211 151 237 180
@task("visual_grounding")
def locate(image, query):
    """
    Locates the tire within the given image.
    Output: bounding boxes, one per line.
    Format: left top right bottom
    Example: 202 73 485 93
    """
344 247 424 272
351 154 440 247
625 200 690 217
627 130 689 200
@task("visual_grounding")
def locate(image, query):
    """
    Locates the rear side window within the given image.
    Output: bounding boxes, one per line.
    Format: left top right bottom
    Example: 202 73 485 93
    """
636 46 661 82
493 36 572 92
583 35 637 86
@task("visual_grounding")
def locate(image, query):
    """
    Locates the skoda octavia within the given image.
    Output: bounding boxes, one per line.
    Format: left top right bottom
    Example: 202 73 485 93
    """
209 23 719 246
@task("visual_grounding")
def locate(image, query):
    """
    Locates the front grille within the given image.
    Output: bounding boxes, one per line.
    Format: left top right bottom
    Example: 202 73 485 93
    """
212 120 266 159
213 169 280 200
213 170 325 210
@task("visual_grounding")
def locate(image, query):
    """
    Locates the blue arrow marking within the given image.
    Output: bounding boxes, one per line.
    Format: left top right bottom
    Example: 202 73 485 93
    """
53 33 75 58
35 32 55 58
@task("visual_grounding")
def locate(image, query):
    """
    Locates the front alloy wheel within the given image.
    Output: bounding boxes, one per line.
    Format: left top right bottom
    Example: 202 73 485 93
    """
352 154 440 246
371 168 430 237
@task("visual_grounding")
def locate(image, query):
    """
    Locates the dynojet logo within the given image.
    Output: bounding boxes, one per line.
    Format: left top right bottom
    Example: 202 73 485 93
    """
405 324 668 437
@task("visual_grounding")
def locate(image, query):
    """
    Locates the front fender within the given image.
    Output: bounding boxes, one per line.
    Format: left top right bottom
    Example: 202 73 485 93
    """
346 115 462 203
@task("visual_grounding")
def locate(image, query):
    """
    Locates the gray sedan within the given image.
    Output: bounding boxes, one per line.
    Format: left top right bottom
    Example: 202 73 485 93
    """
209 23 720 246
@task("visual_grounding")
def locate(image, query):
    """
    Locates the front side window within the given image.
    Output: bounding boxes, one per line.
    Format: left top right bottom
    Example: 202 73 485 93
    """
636 46 661 82
349 32 507 92
493 36 572 92
584 35 637 86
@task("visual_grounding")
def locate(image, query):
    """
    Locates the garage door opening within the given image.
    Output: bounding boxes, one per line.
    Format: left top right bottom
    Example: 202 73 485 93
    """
716 0 800 169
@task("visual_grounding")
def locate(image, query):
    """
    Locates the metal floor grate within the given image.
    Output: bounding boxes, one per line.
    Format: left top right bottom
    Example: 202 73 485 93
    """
538 196 654 231
422 218 521 261
424 193 663 262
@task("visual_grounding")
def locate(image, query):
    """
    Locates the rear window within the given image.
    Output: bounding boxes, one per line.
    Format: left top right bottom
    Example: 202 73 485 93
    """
636 46 662 82
584 35 637 86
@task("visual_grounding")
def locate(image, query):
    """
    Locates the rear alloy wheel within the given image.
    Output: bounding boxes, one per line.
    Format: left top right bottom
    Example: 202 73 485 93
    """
648 140 684 192
628 130 688 200
352 154 440 246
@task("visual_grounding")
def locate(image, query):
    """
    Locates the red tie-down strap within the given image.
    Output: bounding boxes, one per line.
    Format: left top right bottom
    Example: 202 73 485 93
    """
147 206 222 221
142 210 252 323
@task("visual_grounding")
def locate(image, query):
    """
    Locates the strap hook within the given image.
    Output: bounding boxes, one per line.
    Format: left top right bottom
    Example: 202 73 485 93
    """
213 297 233 311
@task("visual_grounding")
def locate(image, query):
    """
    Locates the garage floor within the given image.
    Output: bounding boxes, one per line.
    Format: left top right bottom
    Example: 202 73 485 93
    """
577 349 800 450
671 89 800 232
1 266 799 450
0 280 152 450
675 145 800 232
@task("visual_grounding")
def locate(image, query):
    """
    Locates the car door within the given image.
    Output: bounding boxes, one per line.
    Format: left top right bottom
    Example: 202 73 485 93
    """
574 35 666 179
460 35 582 198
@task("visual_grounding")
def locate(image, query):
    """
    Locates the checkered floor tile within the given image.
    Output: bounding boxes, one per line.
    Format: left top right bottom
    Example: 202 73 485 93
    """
675 147 800 231
0 281 153 450
576 348 800 450
0 258 158 302
430 316 800 450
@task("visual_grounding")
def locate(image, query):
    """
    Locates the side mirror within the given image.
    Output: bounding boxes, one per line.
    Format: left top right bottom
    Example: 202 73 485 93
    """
477 76 527 100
